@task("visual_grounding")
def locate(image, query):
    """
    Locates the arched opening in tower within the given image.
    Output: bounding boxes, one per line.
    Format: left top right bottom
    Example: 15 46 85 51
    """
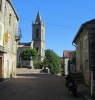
36 29 39 38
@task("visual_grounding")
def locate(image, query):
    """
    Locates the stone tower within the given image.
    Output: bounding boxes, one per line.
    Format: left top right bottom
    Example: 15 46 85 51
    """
32 11 45 61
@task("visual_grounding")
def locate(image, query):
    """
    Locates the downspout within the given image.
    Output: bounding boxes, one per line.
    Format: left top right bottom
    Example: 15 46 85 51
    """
72 42 76 47
72 42 76 71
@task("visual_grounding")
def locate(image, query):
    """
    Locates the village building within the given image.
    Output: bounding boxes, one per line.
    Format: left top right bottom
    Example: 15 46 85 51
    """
72 18 95 86
0 0 21 80
63 50 75 76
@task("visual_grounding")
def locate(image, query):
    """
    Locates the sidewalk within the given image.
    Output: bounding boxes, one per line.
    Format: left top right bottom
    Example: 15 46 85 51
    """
0 78 13 88
78 83 95 100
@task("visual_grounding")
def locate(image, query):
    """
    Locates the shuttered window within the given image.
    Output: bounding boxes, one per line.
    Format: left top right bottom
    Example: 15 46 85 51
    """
9 14 12 26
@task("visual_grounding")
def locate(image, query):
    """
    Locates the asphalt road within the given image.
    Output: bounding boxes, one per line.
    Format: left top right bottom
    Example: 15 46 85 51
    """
0 68 85 100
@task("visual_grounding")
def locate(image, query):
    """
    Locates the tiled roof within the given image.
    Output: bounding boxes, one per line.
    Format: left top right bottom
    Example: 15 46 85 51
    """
63 50 75 58
18 42 31 47
72 18 95 43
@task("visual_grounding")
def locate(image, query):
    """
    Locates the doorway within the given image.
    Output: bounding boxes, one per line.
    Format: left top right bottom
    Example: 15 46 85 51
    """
93 71 95 80
7 60 9 78
0 57 2 79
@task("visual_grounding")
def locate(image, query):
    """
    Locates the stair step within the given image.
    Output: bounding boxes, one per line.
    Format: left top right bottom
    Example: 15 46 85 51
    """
70 72 82 75
70 72 84 84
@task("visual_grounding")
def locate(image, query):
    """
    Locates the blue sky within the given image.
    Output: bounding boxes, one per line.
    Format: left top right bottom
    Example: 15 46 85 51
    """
11 0 95 57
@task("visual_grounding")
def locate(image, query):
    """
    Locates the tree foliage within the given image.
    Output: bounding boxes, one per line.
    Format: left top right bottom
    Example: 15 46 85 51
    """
20 48 38 61
43 49 61 74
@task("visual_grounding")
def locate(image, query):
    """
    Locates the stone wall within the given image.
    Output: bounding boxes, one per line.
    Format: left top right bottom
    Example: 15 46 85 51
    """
75 29 90 86
3 1 19 78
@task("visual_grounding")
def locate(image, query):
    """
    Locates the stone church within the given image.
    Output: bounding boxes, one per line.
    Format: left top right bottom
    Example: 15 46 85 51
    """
17 11 45 67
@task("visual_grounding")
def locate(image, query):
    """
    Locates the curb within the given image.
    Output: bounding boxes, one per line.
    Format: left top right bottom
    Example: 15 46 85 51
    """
78 88 94 100
0 78 13 88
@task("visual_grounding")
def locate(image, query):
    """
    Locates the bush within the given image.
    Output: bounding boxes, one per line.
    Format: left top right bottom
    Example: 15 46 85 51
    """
33 61 43 69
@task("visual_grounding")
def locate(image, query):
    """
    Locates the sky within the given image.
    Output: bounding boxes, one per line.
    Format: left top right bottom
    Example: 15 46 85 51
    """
11 0 95 57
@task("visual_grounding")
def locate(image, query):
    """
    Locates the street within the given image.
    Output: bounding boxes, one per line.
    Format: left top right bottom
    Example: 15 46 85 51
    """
0 68 85 100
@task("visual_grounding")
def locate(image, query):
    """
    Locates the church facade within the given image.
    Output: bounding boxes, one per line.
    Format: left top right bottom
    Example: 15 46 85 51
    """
17 11 45 67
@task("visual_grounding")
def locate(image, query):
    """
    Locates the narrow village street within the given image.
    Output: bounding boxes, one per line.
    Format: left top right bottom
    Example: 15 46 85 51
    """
0 68 85 100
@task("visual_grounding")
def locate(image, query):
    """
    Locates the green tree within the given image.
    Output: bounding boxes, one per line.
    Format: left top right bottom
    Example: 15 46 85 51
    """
20 48 38 61
43 49 61 74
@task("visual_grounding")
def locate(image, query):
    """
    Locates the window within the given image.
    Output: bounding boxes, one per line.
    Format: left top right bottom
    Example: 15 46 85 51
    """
83 36 88 60
36 29 39 38
0 24 2 40
36 47 39 55
0 0 2 11
9 14 12 26
36 47 39 52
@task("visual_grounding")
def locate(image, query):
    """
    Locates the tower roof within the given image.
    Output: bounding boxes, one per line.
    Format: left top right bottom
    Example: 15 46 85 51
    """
35 11 42 23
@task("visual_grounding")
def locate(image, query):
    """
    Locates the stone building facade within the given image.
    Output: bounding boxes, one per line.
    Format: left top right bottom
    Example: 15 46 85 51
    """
0 0 20 79
0 0 5 79
63 50 75 75
32 11 45 61
72 19 95 86
17 11 45 67
69 51 76 73
17 42 33 67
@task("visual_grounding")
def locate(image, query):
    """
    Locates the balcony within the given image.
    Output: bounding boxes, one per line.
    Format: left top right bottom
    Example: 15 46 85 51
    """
0 46 7 53
15 28 22 41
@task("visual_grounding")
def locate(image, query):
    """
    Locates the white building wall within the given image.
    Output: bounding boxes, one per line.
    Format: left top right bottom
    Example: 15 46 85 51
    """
4 53 10 78
0 22 4 46
64 58 69 75
4 52 16 78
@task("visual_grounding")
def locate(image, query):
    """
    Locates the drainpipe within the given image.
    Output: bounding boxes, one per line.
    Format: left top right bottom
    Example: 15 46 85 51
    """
72 42 76 47
72 42 76 72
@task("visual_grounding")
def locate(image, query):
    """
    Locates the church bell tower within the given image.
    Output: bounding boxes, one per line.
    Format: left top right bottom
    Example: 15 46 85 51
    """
32 11 45 61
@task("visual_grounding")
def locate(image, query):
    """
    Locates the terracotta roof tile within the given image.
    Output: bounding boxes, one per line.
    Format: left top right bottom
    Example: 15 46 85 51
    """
63 50 75 58
18 45 24 47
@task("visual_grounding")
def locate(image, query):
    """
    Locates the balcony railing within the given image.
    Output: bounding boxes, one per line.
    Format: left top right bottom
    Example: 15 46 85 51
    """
15 28 22 41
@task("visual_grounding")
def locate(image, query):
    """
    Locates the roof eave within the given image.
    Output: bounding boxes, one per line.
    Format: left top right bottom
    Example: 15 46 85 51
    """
72 24 84 43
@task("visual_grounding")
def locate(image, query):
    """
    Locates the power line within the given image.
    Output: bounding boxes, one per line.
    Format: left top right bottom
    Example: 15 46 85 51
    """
19 16 79 28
